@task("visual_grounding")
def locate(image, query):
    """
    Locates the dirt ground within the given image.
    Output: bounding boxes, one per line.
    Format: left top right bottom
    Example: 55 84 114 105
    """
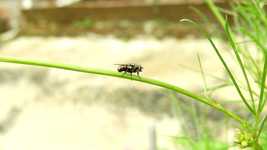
0 34 238 150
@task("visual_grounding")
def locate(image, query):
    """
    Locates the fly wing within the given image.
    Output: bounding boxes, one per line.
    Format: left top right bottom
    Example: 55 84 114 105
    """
114 64 127 66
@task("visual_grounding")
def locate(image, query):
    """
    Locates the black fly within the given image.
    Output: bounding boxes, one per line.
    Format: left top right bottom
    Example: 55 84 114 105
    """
115 64 143 76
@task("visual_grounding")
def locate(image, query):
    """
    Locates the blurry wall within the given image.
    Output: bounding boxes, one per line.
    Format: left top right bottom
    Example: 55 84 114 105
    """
0 0 20 39
22 0 80 8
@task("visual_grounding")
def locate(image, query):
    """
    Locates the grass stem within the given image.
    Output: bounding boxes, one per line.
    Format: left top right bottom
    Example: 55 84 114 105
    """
0 56 244 124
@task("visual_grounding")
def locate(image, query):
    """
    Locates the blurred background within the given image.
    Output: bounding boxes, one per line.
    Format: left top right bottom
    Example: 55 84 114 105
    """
0 0 242 150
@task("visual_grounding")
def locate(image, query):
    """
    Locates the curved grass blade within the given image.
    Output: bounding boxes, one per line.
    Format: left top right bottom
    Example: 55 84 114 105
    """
256 114 267 141
204 0 226 29
258 55 267 113
180 19 255 115
197 53 208 96
225 22 256 113
0 56 244 124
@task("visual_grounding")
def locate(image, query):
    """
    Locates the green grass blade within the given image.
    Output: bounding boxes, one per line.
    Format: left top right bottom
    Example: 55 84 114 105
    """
178 63 224 82
181 19 255 114
251 0 267 29
258 54 267 113
206 83 229 92
205 0 226 29
207 35 255 115
0 56 244 124
256 114 267 141
197 53 208 96
225 22 256 112
240 26 267 54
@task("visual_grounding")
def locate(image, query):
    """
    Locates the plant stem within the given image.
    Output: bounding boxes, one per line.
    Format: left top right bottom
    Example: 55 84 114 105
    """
258 54 267 113
205 0 226 29
0 56 244 124
207 36 255 115
181 19 255 114
225 22 256 112
256 114 267 142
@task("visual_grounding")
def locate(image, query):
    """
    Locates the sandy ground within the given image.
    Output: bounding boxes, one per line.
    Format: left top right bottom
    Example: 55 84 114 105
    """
0 34 238 150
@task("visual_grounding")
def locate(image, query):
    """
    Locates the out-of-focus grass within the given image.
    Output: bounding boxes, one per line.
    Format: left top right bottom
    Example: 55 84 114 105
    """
169 91 229 150
169 54 230 150
204 0 267 148
173 136 228 150
172 0 267 149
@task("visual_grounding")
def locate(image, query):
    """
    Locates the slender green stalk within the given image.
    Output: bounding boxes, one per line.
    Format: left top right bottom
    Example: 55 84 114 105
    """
225 22 256 112
207 34 255 114
0 56 244 124
258 54 267 113
197 53 208 96
205 0 226 29
237 43 261 82
251 0 267 30
179 63 259 97
178 63 224 81
256 114 267 141
205 0 267 148
181 19 255 114
206 83 229 92
240 28 267 56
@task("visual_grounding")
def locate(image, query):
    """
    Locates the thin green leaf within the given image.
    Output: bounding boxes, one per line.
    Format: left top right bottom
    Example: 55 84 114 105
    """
251 0 267 29
0 56 245 124
181 19 255 114
205 0 226 29
240 25 267 54
256 114 267 140
225 22 256 113
178 63 224 82
197 53 208 96
258 54 267 113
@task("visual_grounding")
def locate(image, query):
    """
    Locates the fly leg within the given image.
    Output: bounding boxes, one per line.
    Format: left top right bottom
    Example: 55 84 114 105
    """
122 71 127 76
137 71 141 78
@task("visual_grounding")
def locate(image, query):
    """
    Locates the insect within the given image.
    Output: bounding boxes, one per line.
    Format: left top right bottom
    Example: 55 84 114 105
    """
115 64 143 76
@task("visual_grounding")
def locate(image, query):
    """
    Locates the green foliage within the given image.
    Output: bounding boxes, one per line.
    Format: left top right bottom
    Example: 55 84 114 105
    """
0 56 243 124
234 128 256 148
72 18 94 29
174 135 228 150
169 91 229 150
259 132 267 149
205 0 267 149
